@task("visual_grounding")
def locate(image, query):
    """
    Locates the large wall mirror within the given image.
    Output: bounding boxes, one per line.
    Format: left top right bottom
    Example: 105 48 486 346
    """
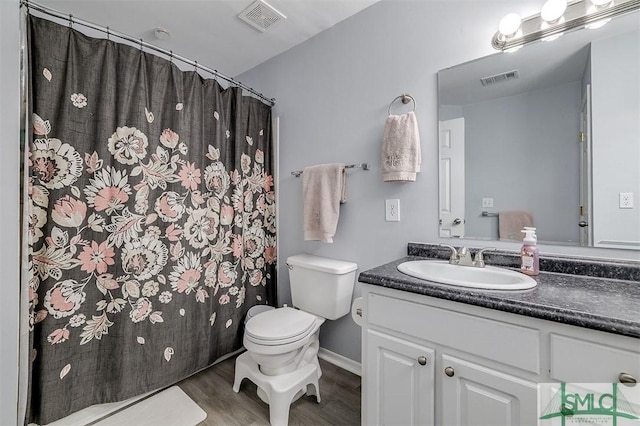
437 10 639 250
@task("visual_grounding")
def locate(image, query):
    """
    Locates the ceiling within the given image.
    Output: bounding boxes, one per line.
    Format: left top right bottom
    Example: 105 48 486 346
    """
33 0 380 77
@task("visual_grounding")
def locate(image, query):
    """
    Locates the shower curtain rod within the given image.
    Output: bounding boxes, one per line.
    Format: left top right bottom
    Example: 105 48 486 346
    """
20 0 276 107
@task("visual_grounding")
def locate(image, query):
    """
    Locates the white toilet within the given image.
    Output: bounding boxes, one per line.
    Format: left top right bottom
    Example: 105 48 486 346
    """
232 253 357 426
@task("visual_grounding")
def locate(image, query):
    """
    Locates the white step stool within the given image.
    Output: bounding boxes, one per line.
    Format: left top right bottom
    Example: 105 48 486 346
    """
232 351 321 426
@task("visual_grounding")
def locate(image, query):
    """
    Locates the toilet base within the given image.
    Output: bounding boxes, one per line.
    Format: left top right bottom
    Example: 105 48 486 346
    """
233 351 321 426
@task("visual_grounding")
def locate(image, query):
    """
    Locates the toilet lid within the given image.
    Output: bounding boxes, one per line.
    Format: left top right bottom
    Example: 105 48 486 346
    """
245 307 318 345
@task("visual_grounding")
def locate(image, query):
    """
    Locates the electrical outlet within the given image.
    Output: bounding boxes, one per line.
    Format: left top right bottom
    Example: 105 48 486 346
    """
619 192 634 209
482 198 494 208
385 199 400 222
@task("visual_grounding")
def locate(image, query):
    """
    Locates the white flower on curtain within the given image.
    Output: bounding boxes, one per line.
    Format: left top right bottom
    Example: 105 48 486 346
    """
70 93 87 108
107 126 149 165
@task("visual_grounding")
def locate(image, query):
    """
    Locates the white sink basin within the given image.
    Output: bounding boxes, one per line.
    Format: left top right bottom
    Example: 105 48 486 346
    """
397 260 537 290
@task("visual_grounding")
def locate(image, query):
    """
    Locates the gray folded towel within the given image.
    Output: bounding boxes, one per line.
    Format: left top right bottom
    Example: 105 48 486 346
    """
302 163 346 243
382 111 421 182
499 210 534 241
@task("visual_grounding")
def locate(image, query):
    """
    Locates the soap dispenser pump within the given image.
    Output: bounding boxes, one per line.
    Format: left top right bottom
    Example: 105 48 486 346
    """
520 228 539 276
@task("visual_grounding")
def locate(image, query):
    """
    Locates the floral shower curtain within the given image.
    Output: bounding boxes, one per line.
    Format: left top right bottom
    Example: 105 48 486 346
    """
26 15 276 424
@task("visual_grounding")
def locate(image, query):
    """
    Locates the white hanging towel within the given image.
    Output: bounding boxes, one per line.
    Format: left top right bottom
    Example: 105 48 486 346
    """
302 163 347 243
382 111 421 182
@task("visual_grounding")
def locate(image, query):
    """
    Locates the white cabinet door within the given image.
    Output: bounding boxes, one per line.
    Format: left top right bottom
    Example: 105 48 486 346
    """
365 329 435 426
440 355 538 426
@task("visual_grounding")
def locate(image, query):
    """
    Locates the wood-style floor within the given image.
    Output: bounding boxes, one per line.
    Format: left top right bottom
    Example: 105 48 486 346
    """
178 354 362 426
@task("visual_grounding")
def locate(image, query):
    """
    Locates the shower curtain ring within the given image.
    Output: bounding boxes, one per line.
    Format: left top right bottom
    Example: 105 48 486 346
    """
139 38 144 51
69 14 73 28
169 50 173 63
106 26 110 40
194 61 198 71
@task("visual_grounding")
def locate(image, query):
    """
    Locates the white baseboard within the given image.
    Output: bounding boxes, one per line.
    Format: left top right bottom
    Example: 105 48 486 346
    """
318 347 361 377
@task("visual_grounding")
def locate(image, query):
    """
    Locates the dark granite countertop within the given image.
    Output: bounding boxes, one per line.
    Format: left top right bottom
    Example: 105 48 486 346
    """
358 253 640 339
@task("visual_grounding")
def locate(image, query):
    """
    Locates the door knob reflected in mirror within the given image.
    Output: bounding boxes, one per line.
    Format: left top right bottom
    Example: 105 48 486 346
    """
444 367 455 377
619 372 637 386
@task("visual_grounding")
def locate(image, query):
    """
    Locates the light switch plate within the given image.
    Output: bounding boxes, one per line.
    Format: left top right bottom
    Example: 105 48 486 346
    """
385 199 400 222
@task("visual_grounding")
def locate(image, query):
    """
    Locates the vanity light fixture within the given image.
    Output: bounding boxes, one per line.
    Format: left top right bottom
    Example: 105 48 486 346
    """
492 0 640 51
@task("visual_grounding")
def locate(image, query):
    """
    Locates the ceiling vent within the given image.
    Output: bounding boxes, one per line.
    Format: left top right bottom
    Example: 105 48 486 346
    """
239 0 287 33
480 69 520 86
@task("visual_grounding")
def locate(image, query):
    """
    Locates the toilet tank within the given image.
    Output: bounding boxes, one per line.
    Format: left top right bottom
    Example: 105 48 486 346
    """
286 254 357 320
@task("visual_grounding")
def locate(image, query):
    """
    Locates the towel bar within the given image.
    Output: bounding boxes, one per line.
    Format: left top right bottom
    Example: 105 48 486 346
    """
482 211 499 217
291 163 369 177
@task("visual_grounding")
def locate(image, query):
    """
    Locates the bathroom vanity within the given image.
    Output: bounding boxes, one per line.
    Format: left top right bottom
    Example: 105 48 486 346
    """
358 244 640 426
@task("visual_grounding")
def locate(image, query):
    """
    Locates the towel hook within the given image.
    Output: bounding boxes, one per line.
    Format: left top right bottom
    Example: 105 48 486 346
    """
388 93 416 116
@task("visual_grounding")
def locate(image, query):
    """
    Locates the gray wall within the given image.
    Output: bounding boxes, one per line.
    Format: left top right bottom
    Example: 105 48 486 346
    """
1 0 22 424
238 0 639 364
463 82 582 244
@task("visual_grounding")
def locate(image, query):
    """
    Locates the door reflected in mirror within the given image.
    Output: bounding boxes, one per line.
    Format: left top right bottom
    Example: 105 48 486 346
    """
437 10 639 250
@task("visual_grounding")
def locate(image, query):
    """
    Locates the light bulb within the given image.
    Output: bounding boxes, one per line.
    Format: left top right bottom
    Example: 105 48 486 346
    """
541 0 567 23
498 13 522 37
591 0 613 6
585 4 612 29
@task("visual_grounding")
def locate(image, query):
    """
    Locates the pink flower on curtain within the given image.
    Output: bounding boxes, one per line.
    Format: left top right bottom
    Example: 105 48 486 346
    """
231 235 243 258
170 253 202 294
249 269 263 287
47 328 70 344
220 204 234 226
155 191 186 223
178 162 201 191
217 261 237 287
51 196 87 228
84 167 132 215
78 241 115 274
129 297 152 323
159 128 179 149
43 279 86 319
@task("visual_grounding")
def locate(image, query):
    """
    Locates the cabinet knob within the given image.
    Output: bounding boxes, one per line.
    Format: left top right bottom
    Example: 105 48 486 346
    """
619 372 637 386
444 366 455 377
417 356 428 366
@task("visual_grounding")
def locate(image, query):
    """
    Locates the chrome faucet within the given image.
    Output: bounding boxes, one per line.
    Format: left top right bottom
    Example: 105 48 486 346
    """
439 245 496 268
473 247 496 268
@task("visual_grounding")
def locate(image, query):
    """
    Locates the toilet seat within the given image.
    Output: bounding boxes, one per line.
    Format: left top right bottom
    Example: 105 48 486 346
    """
245 307 319 346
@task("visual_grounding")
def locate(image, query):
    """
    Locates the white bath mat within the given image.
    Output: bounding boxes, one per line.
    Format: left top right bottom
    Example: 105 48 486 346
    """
93 386 207 426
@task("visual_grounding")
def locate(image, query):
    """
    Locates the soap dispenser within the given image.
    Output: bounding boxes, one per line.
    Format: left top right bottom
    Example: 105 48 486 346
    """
520 228 539 276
